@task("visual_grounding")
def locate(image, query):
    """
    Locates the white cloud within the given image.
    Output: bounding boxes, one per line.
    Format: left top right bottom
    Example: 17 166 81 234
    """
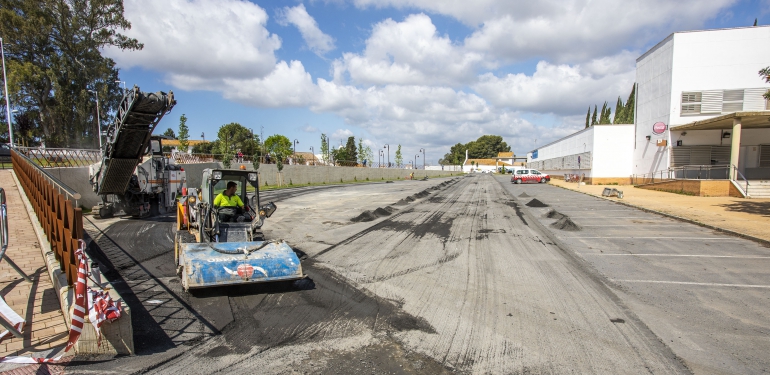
301 125 319 132
473 53 636 115
276 4 336 55
331 129 354 141
337 14 485 86
354 0 736 63
220 60 318 107
105 0 281 79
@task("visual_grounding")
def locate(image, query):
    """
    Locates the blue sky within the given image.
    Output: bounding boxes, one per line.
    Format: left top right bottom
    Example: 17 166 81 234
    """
109 0 769 163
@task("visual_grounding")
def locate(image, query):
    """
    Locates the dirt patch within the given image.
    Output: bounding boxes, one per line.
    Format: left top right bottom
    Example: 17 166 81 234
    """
526 199 549 208
545 210 565 219
518 192 531 198
351 211 378 222
352 207 397 222
550 216 581 231
373 207 393 217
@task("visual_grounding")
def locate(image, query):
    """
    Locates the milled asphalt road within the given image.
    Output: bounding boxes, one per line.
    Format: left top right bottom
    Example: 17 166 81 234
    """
495 176 770 375
63 174 768 374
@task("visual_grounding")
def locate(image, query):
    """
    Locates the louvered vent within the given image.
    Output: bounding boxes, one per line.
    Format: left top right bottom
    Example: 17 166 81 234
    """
760 145 770 168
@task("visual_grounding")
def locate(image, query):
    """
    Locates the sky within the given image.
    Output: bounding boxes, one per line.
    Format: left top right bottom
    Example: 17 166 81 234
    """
105 0 770 164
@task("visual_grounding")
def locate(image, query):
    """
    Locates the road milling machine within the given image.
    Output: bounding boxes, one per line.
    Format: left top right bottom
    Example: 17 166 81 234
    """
174 169 305 290
88 86 186 218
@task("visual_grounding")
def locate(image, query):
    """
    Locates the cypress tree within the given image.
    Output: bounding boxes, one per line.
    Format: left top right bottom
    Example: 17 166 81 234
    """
585 107 591 129
623 84 636 124
613 97 624 124
599 102 611 124
591 105 598 126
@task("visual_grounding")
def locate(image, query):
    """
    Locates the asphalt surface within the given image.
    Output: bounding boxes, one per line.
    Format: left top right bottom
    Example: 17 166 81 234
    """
61 174 767 374
496 177 770 375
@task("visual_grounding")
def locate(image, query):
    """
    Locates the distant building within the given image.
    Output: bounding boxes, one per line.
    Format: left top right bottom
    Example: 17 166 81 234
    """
526 25 770 196
635 25 770 188
526 124 634 184
161 139 209 153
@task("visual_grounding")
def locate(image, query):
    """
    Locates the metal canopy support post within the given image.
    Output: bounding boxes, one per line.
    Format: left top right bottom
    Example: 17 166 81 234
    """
730 117 742 180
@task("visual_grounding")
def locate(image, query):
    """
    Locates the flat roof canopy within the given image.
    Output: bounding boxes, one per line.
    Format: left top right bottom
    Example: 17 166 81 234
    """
671 111 770 131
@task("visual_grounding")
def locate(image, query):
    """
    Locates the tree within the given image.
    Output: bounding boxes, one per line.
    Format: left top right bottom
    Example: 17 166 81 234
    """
331 145 347 165
591 105 598 126
394 144 403 167
13 110 41 147
441 143 466 165
598 102 611 124
761 67 770 100
468 135 510 158
440 135 511 166
585 107 591 129
622 84 636 123
613 97 624 124
0 0 142 147
216 123 259 156
178 114 189 152
192 140 217 154
264 134 292 162
357 138 373 165
320 133 329 164
341 136 357 166
163 128 176 139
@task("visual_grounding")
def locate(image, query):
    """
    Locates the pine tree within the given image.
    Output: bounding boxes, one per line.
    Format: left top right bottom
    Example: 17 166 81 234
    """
613 98 624 124
585 107 591 129
591 105 598 126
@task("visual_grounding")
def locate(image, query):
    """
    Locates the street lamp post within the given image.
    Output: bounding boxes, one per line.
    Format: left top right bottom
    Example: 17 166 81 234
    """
419 148 425 170
115 80 126 92
88 89 102 150
293 139 299 156
383 144 390 168
1 37 14 146
379 149 384 167
201 132 205 142
415 154 419 170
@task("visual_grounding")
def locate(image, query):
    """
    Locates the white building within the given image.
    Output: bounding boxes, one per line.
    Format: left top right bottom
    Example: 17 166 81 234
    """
634 26 770 195
527 124 634 184
527 26 770 196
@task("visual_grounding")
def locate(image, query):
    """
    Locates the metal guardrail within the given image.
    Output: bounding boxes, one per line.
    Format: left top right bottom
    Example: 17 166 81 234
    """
12 150 83 285
732 165 750 196
631 165 731 185
15 147 101 168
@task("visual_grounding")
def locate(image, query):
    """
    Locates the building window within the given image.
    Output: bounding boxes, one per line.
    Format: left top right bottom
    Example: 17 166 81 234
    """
681 92 701 115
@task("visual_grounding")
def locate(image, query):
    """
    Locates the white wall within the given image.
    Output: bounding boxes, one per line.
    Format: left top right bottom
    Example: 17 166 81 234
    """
532 126 594 161
592 125 634 177
634 34 674 175
635 26 770 175
669 27 770 126
527 124 633 178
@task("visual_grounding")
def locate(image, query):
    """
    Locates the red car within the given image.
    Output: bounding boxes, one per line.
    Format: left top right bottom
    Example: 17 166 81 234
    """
511 169 550 184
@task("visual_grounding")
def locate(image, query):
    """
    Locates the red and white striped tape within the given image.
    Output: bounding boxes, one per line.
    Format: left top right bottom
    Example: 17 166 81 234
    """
0 240 121 363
